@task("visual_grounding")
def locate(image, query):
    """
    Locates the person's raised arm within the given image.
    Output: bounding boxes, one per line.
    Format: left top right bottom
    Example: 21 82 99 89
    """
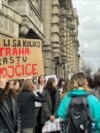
0 75 8 89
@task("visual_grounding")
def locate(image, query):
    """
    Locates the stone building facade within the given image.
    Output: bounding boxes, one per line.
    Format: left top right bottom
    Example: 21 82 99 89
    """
42 0 80 78
0 0 79 78
0 0 44 39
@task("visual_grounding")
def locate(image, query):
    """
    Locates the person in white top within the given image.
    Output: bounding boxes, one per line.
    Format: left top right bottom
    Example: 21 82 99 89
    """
34 75 46 133
38 75 46 92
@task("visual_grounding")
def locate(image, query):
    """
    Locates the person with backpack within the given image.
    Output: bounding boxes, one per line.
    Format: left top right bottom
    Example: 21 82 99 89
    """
57 72 100 133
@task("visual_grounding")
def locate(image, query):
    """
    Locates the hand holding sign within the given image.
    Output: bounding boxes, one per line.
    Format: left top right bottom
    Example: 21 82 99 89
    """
0 75 8 89
50 115 55 122
42 118 61 133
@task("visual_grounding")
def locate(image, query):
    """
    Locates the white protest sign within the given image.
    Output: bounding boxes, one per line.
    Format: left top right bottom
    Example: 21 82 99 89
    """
42 118 61 133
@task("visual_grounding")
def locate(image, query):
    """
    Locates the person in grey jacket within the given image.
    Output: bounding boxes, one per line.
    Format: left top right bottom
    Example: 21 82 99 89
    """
41 77 61 133
17 79 45 133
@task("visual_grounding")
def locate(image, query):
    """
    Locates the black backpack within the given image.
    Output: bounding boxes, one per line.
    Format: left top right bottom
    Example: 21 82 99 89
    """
65 95 92 133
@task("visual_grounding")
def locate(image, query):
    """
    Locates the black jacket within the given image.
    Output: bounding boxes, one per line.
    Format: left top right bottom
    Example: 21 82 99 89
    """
41 89 61 124
17 90 45 128
0 89 21 133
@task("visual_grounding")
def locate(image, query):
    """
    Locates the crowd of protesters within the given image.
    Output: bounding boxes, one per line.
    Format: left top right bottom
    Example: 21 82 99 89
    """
0 72 100 133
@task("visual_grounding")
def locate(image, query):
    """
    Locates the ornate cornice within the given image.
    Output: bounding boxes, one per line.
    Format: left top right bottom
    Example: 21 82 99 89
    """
19 16 45 39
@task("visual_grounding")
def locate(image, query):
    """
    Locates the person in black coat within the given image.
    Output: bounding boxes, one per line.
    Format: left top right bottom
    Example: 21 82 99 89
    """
41 77 61 133
0 76 21 133
17 79 45 133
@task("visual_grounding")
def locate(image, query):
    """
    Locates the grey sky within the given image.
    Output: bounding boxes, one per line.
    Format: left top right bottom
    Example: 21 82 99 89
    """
73 0 100 71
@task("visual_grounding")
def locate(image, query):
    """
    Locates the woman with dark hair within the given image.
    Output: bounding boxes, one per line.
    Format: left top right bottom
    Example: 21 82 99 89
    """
92 75 100 100
0 76 21 133
35 75 46 133
17 79 45 133
41 78 61 133
57 79 65 90
57 78 65 98
61 80 69 98
37 75 46 92
14 80 21 95
86 76 93 89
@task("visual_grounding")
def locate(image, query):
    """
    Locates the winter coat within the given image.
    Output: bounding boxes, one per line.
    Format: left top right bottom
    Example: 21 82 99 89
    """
17 90 45 129
41 89 61 124
57 88 100 133
0 89 21 133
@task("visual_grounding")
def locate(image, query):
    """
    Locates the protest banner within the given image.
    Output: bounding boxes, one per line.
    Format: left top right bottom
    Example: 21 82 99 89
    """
0 38 44 79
